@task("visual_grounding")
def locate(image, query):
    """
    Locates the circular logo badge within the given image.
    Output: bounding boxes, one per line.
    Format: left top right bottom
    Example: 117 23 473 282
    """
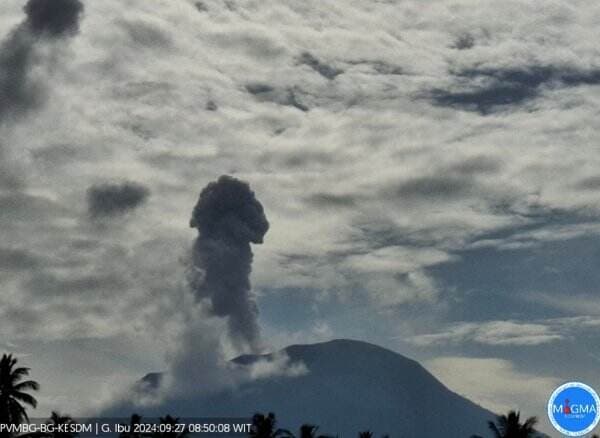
548 382 600 436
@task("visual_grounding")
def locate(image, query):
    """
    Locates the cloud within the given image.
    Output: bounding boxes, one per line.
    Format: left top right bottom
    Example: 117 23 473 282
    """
430 65 600 114
575 176 600 190
158 308 239 400
0 0 84 189
111 307 309 409
0 0 83 122
447 155 502 176
298 52 343 80
116 18 172 49
395 175 474 200
25 271 128 298
246 83 309 112
206 100 218 111
194 2 208 13
410 320 563 347
343 246 453 274
453 33 475 50
468 222 600 252
242 351 308 380
425 356 560 429
0 246 44 271
0 30 40 123
87 182 150 218
3 0 600 420
0 192 68 223
304 193 358 209
527 293 600 317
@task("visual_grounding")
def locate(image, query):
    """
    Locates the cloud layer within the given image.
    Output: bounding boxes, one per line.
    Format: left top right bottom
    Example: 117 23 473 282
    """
1 1 600 433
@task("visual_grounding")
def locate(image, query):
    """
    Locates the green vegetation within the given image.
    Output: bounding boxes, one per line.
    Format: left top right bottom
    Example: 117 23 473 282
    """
471 410 538 438
0 353 40 437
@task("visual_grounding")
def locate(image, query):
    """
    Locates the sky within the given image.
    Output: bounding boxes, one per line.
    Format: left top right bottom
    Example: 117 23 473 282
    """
2 0 600 434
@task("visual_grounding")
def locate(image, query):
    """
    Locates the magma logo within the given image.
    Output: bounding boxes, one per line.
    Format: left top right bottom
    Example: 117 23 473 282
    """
548 382 600 436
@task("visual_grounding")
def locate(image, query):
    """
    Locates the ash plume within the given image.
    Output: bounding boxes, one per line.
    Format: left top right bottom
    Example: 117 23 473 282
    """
189 175 269 351
0 30 39 122
24 0 84 37
0 0 84 122
87 181 150 218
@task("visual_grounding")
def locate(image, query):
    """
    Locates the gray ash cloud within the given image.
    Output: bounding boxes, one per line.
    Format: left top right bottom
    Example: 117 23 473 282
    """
0 0 84 123
24 0 84 37
189 175 269 351
87 182 150 218
0 31 39 123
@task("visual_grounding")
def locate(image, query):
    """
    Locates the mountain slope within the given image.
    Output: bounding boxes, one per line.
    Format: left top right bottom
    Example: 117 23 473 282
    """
111 339 497 437
231 339 496 437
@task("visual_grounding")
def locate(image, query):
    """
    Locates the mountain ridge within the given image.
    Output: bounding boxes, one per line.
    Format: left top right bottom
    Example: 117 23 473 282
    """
114 339 503 437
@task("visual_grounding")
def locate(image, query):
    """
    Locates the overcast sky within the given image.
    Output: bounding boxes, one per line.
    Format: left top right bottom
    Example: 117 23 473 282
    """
2 0 600 434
